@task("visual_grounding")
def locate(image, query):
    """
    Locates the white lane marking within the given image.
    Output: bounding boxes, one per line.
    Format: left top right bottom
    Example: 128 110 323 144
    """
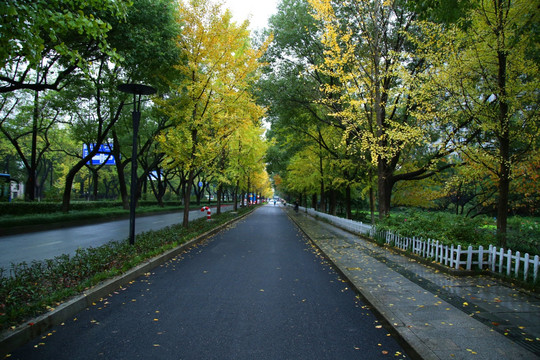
36 241 62 247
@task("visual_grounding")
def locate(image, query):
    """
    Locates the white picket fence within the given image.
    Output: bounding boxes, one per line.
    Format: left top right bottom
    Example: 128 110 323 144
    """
382 231 540 283
302 207 374 237
299 206 539 283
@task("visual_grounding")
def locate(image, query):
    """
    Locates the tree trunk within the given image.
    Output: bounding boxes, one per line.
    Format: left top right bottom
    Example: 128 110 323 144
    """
183 168 195 228
91 169 98 200
216 183 222 215
377 161 393 219
194 180 204 205
62 165 81 212
318 133 325 213
345 185 352 219
183 128 198 228
496 46 510 247
329 189 337 215
112 131 129 209
27 90 40 201
246 176 251 205
234 179 239 211
370 185 375 224
319 180 325 213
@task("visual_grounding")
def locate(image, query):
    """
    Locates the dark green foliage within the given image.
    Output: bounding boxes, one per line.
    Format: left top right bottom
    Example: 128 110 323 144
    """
0 201 185 216
0 202 231 230
376 210 540 255
506 216 540 256
0 201 121 216
0 206 254 331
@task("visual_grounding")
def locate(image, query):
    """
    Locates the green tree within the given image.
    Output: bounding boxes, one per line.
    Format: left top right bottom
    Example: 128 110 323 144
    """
0 89 65 200
410 0 539 244
308 0 477 219
260 0 364 215
0 0 130 93
157 0 269 227
57 0 181 211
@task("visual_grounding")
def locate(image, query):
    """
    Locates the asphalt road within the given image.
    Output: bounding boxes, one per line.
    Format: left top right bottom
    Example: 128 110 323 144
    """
7 205 409 359
0 206 233 272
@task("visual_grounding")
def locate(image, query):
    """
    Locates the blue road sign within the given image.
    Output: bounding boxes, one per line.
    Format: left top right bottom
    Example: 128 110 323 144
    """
82 144 116 165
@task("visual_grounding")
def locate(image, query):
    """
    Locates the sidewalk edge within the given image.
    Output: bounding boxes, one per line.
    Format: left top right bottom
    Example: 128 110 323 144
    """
286 209 430 360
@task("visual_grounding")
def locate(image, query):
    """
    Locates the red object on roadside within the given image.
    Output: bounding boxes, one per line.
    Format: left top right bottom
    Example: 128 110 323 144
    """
201 206 211 220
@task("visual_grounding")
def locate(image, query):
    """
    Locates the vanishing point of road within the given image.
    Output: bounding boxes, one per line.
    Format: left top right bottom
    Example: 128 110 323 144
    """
6 205 410 359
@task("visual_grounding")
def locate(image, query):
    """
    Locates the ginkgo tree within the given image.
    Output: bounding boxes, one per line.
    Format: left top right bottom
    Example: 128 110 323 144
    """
225 119 269 209
308 0 475 219
408 0 539 244
157 0 270 227
260 0 369 217
206 97 266 214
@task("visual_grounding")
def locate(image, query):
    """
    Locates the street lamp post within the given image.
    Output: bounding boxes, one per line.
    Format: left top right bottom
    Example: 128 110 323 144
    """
118 83 156 245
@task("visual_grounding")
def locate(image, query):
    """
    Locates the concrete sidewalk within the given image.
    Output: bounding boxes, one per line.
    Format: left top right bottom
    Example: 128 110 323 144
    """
286 208 540 360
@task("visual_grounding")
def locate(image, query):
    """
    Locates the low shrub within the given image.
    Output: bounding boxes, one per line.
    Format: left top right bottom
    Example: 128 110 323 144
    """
376 210 540 255
507 216 540 255
0 203 231 230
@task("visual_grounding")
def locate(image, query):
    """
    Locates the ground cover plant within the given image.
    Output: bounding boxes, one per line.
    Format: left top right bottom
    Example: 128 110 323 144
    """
374 210 540 256
0 206 254 332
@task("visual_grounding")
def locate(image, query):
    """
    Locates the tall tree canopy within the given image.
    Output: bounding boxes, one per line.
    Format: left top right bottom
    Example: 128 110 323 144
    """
0 0 131 93
157 0 270 227
408 0 539 243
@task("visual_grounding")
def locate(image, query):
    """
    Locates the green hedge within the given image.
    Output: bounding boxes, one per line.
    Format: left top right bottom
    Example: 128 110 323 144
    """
0 201 186 216
376 209 540 256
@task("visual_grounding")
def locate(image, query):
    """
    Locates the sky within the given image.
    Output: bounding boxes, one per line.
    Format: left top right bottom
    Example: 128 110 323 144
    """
221 0 280 31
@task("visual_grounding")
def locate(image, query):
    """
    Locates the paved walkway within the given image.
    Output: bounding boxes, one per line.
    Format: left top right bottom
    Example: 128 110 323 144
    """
286 207 540 360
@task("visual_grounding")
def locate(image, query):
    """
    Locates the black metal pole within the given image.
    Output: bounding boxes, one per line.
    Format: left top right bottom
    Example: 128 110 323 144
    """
128 109 141 245
118 83 156 246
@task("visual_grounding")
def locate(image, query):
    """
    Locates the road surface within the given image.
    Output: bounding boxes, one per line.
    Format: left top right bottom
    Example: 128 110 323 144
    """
0 206 233 272
7 205 409 359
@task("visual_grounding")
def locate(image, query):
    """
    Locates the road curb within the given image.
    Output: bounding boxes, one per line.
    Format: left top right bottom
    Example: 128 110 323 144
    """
0 209 254 356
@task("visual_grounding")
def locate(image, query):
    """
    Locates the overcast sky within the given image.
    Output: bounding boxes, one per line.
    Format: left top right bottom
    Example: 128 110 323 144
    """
221 0 279 30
